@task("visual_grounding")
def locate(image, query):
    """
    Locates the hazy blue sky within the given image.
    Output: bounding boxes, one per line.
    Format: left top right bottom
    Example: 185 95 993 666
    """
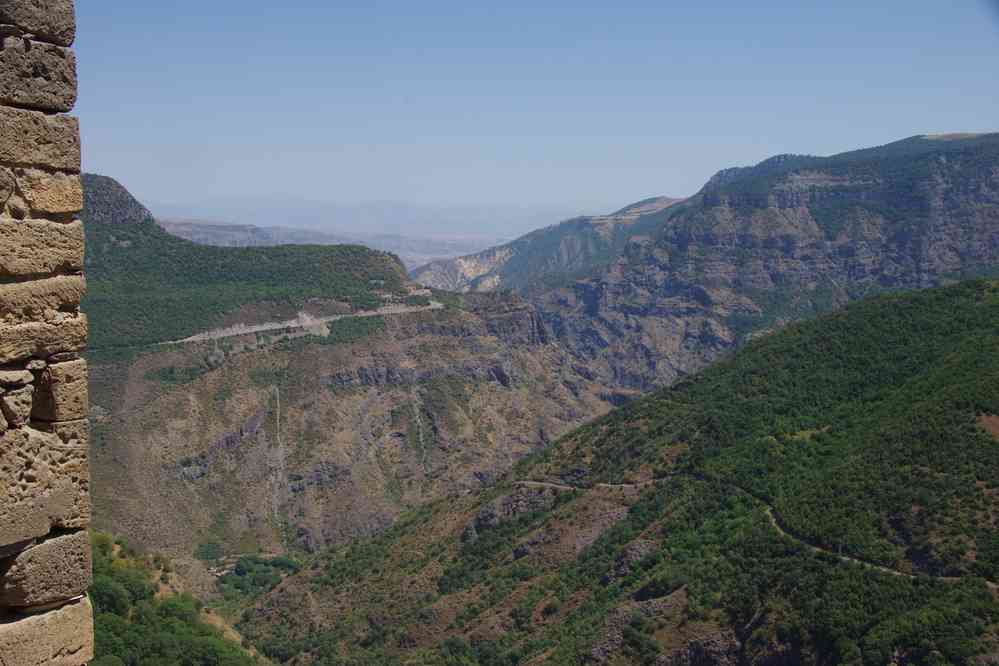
75 1 999 227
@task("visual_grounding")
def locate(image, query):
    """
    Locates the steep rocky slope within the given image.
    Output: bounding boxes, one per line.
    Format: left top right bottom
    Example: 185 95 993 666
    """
410 197 683 294
450 133 999 391
88 296 616 567
242 280 999 665
82 177 622 590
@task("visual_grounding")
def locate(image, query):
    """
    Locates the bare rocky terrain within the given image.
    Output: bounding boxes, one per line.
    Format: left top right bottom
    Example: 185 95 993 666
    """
87 289 620 578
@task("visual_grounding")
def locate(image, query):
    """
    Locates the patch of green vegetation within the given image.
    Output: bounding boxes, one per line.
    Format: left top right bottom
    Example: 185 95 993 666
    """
430 289 465 311
312 503 438 589
214 383 234 403
421 376 473 433
89 532 254 665
404 294 432 307
194 541 223 562
217 555 300 609
249 366 290 387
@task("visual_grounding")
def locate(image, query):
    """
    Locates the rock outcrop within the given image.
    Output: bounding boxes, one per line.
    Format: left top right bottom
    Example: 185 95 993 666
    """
0 0 94 663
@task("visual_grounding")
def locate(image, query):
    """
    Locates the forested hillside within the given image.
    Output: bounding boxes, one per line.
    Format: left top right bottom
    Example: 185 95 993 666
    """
241 279 999 665
82 175 409 350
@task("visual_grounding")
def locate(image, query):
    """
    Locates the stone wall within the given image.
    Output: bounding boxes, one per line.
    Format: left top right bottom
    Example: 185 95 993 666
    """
0 0 94 663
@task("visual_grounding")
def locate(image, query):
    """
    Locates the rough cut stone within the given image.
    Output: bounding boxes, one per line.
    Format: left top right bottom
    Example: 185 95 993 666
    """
0 426 89 547
7 167 82 217
0 530 91 607
31 357 86 421
40 437 89 530
0 597 94 665
0 220 84 276
0 165 14 203
0 384 33 426
0 275 85 327
0 35 76 111
0 106 79 170
0 0 76 46
32 417 86 446
0 369 33 387
0 312 87 365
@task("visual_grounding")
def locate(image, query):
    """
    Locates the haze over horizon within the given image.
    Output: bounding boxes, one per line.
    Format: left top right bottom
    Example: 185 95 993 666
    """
76 1 999 236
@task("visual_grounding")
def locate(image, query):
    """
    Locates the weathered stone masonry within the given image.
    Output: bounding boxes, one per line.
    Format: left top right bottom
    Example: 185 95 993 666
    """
0 0 94 663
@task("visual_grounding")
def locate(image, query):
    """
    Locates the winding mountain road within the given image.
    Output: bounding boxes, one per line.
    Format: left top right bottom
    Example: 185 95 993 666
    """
515 478 981 584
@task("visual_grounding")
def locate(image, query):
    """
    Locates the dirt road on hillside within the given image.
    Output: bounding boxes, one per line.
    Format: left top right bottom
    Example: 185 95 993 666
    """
164 301 444 345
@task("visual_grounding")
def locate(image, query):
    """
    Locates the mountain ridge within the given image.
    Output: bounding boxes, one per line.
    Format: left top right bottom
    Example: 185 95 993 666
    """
82 174 409 350
410 196 684 294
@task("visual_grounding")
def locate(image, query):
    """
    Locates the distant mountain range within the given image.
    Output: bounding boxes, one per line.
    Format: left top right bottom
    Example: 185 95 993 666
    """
416 132 999 389
156 217 506 270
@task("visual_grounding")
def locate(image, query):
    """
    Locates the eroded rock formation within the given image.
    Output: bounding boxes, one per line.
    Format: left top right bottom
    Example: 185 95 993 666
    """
0 0 94 662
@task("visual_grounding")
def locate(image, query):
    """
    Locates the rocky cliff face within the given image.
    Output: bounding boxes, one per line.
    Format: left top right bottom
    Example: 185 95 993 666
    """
535 134 999 389
417 135 999 391
411 197 683 294
87 292 618 571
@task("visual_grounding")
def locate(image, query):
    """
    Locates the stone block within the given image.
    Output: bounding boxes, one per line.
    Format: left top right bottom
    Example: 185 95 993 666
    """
0 35 76 112
0 219 84 277
31 357 86 421
0 0 76 46
0 275 85 327
40 437 89 531
0 384 33 426
0 369 33 387
1 167 82 218
0 312 87 365
0 107 80 170
0 426 89 547
0 530 90 608
0 597 94 665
